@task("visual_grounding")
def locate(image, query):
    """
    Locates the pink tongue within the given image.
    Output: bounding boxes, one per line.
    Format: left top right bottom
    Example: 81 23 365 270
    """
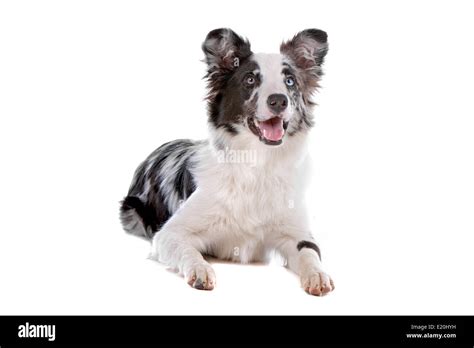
259 117 284 141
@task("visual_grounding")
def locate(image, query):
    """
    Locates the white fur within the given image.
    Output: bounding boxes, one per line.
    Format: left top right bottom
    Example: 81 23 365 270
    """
150 124 333 294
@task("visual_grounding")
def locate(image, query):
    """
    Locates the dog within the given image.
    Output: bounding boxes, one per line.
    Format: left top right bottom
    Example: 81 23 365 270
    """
120 28 334 296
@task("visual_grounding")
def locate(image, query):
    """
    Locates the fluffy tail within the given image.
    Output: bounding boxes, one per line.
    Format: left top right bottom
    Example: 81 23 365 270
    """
119 196 155 240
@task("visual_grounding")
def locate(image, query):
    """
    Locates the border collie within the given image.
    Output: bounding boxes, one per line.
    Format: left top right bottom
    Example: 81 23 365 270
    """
120 28 334 296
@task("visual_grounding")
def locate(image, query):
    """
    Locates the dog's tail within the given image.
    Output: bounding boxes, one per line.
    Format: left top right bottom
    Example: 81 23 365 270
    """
119 196 155 240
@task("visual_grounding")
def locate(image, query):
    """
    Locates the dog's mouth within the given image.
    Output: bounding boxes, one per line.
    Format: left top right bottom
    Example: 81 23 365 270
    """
249 117 289 146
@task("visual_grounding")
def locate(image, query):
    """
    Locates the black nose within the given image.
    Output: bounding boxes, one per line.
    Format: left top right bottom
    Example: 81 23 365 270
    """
267 94 288 114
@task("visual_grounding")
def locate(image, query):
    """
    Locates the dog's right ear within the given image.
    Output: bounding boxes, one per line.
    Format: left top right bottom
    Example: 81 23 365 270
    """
202 28 252 72
280 29 328 69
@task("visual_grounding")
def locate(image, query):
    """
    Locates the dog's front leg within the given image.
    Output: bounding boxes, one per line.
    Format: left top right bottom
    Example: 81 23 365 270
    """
275 228 335 296
150 194 216 290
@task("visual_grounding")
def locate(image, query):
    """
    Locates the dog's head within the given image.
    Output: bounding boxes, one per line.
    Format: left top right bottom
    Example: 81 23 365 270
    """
203 28 328 146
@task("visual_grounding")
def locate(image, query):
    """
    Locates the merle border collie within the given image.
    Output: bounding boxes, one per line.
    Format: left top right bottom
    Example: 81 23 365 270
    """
120 28 334 296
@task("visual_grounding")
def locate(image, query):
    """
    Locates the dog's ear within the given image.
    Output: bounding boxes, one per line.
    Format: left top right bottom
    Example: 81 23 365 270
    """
202 28 252 72
280 29 328 70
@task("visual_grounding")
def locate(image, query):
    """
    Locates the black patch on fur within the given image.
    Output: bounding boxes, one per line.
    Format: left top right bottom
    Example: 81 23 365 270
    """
297 240 321 260
121 139 199 238
174 157 196 200
207 59 260 133
219 123 239 135
282 65 296 79
147 140 193 178
147 183 171 232
202 29 260 136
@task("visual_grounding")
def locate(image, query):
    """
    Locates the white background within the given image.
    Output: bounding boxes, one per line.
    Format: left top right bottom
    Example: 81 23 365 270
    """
1 0 473 315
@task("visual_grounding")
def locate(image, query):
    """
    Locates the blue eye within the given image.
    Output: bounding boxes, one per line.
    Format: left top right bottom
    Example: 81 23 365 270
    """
285 76 295 87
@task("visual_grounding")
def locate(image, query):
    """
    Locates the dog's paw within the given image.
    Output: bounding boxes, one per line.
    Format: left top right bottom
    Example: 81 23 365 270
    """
301 270 334 296
185 263 216 291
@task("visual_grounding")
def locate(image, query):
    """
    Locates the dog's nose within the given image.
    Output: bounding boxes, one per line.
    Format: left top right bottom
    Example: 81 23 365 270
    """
267 94 288 114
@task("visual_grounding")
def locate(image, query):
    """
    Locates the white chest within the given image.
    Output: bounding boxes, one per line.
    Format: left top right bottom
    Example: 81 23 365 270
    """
189 134 311 261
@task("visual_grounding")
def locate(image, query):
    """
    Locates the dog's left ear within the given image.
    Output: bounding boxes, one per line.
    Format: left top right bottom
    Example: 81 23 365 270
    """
202 28 252 72
280 29 328 70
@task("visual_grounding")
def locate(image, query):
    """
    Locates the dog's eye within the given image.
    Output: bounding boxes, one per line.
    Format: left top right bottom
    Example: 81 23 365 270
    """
244 75 256 86
285 76 295 87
